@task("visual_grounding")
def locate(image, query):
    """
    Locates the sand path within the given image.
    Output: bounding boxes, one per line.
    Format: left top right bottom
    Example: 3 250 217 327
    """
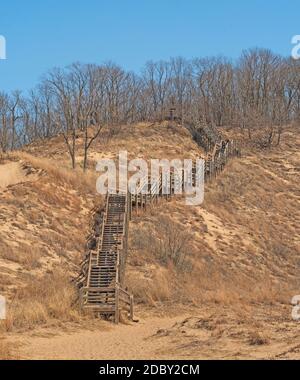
7 308 300 360
12 315 184 360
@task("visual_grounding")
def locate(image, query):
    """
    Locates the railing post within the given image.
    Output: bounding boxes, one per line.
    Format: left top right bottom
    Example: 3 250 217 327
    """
135 194 138 215
79 288 84 309
142 193 145 211
128 192 132 221
115 284 120 324
130 295 134 321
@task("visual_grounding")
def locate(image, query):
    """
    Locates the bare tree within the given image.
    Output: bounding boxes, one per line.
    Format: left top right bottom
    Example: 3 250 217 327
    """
8 91 22 150
2 50 299 154
46 68 77 168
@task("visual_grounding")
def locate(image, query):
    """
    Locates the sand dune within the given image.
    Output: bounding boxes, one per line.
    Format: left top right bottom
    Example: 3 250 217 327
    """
0 162 26 189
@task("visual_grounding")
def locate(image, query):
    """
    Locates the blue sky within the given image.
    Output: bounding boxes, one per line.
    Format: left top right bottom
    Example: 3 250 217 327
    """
0 0 299 92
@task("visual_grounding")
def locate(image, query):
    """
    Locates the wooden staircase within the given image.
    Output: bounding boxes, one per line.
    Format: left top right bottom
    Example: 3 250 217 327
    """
79 131 240 323
80 193 133 323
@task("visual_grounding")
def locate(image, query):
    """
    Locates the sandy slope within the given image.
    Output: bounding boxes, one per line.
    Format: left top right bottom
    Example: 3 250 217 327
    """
1 125 299 360
0 162 26 189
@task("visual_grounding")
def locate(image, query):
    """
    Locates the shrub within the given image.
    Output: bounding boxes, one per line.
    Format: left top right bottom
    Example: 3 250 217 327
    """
131 217 193 272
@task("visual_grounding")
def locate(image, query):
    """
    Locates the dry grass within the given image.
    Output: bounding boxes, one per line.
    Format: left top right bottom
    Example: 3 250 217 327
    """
127 223 294 310
0 150 103 304
187 264 293 306
16 152 97 195
130 217 193 272
0 241 42 270
0 339 12 360
1 269 81 332
127 216 198 306
23 122 204 164
126 127 299 311
127 269 173 306
248 330 270 346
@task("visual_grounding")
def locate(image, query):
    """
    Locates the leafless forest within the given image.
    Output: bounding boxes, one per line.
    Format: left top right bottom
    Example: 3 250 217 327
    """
1 48 300 158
